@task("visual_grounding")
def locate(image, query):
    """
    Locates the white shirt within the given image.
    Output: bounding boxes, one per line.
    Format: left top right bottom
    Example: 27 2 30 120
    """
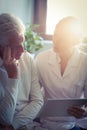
35 48 87 129
0 51 43 130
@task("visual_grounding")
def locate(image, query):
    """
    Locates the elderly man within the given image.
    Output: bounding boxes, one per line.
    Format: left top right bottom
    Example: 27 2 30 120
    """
35 16 87 130
0 13 43 130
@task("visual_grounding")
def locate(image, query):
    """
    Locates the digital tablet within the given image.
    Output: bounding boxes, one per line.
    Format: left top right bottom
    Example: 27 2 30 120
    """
37 99 87 118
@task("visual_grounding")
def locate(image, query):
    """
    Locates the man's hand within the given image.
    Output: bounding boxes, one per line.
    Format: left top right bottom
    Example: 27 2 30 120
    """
3 46 18 79
67 105 85 118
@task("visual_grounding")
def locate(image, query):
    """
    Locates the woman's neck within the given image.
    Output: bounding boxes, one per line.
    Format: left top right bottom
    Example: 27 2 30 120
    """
56 47 74 61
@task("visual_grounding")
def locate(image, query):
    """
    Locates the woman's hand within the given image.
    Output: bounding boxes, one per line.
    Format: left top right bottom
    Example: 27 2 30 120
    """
67 105 85 118
84 102 87 107
3 46 18 79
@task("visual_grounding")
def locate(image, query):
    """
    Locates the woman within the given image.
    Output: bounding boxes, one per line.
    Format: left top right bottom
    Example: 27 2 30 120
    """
35 16 87 130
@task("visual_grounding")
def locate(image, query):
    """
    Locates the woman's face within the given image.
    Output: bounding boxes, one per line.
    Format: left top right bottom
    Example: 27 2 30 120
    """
53 24 81 52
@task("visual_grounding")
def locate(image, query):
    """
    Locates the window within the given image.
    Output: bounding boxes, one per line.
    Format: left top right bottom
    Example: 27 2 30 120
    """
33 0 87 40
46 0 87 36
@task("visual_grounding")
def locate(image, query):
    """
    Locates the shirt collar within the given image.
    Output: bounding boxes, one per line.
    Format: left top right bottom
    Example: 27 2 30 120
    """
68 47 81 67
48 48 81 67
48 49 58 66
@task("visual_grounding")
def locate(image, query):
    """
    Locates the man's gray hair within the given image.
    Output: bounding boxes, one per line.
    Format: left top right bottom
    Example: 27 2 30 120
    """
0 13 25 45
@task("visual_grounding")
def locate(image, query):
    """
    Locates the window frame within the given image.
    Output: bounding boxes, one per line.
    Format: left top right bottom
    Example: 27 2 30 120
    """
33 0 52 40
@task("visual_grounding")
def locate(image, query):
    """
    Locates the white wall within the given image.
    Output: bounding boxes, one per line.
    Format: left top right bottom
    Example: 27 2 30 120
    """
0 0 34 24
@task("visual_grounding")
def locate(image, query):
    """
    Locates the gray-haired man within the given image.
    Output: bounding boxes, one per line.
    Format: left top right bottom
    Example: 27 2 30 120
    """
0 13 43 130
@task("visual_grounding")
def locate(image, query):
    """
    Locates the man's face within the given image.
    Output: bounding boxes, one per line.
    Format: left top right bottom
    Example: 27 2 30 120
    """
0 32 24 60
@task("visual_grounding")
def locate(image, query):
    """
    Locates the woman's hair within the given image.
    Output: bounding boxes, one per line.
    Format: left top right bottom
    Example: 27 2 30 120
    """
54 16 82 35
0 13 25 45
53 16 82 44
55 16 79 29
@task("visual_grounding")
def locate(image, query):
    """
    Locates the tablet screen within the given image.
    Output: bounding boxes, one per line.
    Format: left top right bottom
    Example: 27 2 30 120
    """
37 99 87 118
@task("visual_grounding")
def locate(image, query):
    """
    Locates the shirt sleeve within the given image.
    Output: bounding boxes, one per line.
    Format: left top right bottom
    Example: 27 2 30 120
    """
35 55 45 98
12 55 44 130
34 56 41 80
0 78 18 125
